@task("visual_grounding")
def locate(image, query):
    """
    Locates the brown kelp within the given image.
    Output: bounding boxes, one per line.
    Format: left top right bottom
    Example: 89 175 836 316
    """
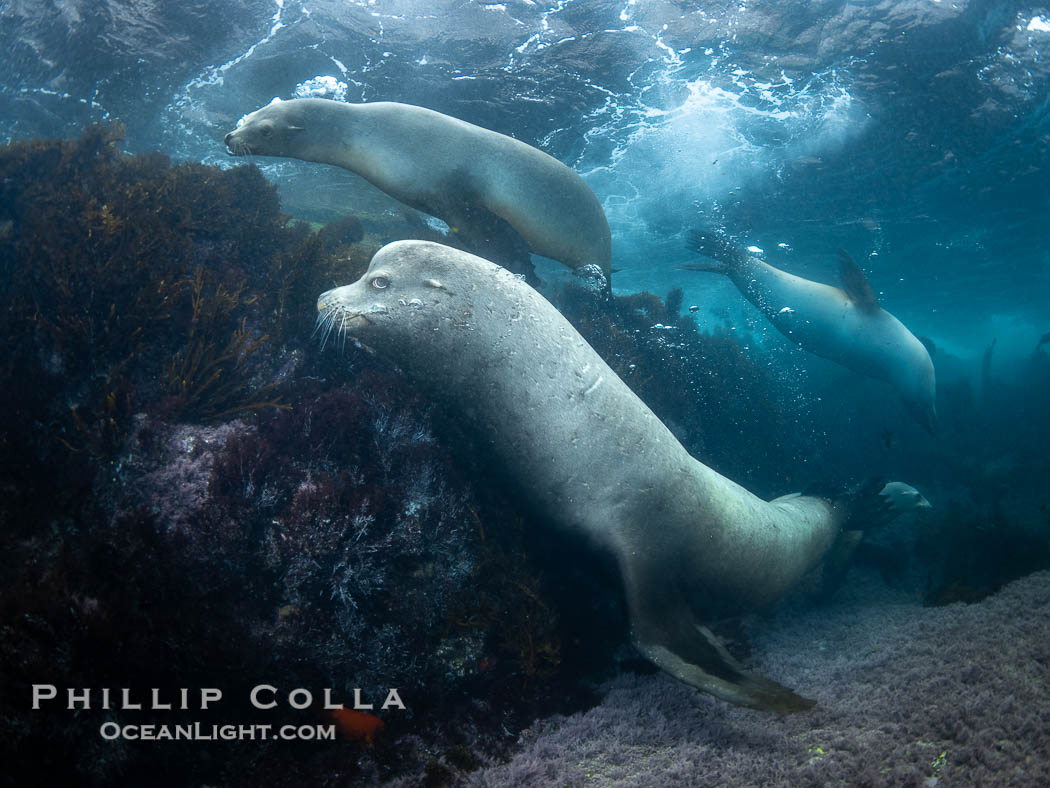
6 125 1048 786
0 126 594 786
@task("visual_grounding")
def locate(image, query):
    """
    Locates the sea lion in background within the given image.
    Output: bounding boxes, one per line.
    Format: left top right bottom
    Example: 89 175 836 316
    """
681 233 937 433
224 98 612 284
879 481 931 512
317 239 912 713
820 480 932 597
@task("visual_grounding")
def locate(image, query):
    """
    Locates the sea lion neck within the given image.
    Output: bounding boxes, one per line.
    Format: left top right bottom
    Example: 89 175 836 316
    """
284 99 369 171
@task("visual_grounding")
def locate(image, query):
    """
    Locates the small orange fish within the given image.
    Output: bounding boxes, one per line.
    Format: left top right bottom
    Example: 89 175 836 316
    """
329 708 385 746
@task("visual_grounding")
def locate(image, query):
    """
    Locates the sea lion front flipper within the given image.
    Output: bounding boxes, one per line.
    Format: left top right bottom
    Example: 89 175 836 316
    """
836 248 880 313
623 560 816 713
443 201 538 285
681 229 746 274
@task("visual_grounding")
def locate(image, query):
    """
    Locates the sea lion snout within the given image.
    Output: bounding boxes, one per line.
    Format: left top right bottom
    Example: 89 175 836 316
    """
224 131 248 156
315 284 383 350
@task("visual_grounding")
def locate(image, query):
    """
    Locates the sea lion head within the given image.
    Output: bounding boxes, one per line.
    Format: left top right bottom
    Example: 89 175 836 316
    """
879 481 932 512
224 98 325 160
316 240 509 360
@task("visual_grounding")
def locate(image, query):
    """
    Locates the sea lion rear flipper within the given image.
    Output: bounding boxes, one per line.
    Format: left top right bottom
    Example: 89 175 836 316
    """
836 249 880 312
818 477 909 598
623 560 816 713
681 229 745 274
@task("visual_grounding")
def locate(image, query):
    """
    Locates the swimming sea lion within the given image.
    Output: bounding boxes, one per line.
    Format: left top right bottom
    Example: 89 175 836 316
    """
317 240 906 712
879 481 932 512
820 480 932 597
682 233 937 433
224 98 611 281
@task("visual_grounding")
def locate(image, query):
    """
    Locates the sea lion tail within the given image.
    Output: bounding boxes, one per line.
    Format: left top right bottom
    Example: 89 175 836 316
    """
679 229 744 274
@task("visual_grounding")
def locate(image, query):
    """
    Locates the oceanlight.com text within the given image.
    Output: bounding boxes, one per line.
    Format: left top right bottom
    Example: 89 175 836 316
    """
98 722 336 741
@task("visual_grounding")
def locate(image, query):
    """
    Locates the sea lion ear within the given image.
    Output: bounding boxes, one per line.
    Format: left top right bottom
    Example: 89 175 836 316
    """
287 125 305 131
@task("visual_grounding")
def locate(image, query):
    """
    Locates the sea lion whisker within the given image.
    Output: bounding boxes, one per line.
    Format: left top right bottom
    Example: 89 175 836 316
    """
315 308 338 351
338 313 350 351
312 311 327 337
313 309 329 337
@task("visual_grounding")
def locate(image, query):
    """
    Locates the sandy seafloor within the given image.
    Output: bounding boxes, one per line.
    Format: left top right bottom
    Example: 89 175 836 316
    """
464 570 1050 787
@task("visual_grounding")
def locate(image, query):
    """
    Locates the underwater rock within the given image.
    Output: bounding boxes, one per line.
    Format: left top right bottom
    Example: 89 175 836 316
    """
0 128 595 785
121 417 250 532
0 0 279 139
4 125 1049 784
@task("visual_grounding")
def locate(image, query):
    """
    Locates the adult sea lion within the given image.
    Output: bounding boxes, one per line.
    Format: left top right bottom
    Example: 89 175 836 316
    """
682 233 937 433
317 239 907 712
879 481 931 512
224 98 611 281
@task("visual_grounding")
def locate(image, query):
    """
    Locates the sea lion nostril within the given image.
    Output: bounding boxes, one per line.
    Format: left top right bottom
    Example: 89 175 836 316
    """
223 133 233 146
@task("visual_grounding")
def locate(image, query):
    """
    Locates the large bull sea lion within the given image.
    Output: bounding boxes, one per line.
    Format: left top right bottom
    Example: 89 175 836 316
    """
315 240 915 712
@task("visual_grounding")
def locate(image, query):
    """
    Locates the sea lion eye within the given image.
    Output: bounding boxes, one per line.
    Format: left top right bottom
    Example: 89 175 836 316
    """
261 125 273 137
371 276 390 290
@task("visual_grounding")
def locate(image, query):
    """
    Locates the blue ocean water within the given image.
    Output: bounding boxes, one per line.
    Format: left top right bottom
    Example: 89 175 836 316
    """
2 2 1050 785
6 1 1048 363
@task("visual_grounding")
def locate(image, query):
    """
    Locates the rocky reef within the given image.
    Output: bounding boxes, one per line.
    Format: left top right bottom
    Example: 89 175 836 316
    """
0 126 582 785
1 125 720 785
1 126 1049 787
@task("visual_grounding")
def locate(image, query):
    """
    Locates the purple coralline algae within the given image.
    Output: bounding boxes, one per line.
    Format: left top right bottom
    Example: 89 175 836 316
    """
469 570 1050 787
